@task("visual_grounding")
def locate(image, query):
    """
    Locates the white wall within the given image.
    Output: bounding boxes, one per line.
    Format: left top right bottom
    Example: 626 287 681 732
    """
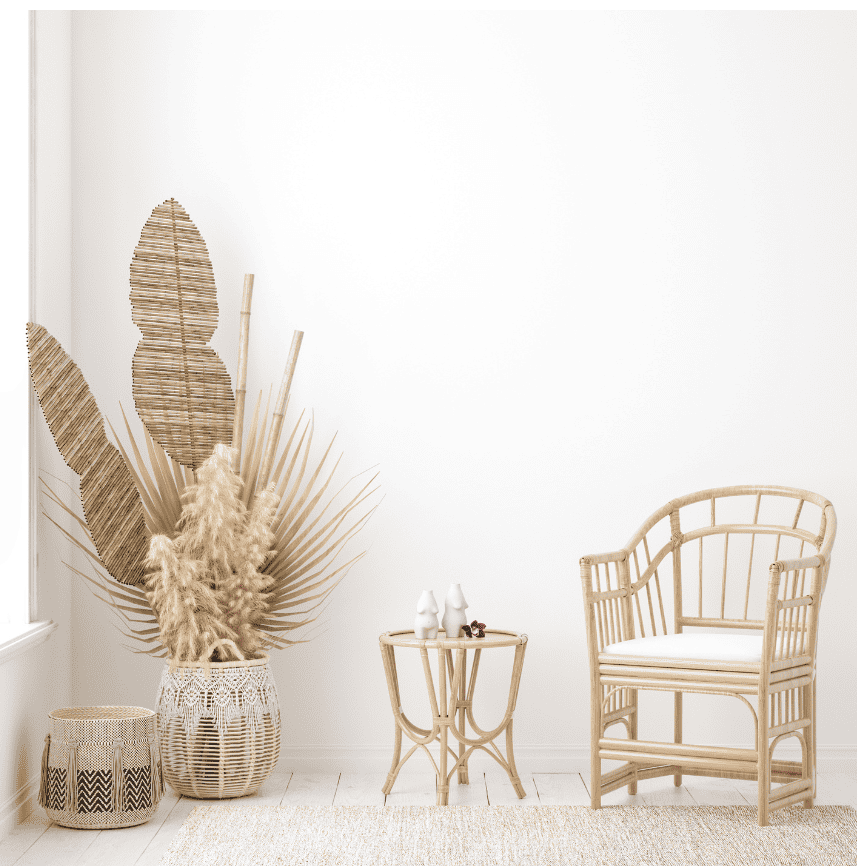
61 11 854 769
0 10 74 829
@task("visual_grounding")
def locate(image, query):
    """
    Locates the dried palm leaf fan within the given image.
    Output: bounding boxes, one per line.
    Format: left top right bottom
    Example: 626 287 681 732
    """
30 198 379 663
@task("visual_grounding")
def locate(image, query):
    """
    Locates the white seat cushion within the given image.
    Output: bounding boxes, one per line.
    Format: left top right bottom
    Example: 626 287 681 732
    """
601 633 763 664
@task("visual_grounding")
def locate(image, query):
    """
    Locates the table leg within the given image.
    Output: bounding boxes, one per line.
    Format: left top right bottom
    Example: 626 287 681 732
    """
437 648 449 805
458 641 527 800
380 642 408 796
506 641 527 798
458 649 468 785
505 718 526 799
382 722 402 796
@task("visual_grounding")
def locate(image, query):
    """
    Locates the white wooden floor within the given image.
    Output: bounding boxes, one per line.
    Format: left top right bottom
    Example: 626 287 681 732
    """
2 769 854 865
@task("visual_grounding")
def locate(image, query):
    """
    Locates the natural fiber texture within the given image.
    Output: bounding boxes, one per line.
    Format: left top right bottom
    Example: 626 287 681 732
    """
145 534 232 665
157 656 278 735
156 654 280 798
130 198 234 469
27 323 148 586
580 486 837 826
257 330 303 490
65 399 378 659
39 706 164 830
159 804 857 866
220 484 279 655
231 275 254 472
144 443 278 662
379 630 528 805
255 409 379 653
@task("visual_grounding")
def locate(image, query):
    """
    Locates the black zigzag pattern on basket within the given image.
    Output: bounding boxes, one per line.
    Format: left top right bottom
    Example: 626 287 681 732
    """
124 766 152 810
46 768 66 810
77 770 113 813
47 766 154 814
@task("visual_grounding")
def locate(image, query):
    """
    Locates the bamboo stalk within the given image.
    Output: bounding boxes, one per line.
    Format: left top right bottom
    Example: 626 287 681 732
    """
232 274 254 472
257 330 304 490
242 388 272 504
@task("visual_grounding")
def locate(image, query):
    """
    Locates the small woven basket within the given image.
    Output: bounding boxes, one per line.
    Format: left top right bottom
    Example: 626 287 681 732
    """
156 639 281 799
38 706 164 829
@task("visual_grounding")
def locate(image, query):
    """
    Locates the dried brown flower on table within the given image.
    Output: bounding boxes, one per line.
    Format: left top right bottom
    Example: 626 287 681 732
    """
463 620 486 639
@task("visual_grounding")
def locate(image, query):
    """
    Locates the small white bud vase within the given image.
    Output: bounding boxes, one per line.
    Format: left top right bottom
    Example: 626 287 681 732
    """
414 590 439 639
442 583 469 639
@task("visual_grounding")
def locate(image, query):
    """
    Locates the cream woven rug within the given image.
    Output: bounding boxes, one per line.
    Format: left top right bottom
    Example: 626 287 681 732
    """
159 804 856 865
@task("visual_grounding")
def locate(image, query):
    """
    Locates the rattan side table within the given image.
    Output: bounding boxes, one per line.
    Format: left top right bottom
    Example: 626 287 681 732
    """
379 628 528 806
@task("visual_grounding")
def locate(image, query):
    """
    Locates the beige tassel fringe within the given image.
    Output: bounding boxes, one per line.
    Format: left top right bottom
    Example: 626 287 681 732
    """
37 735 50 808
65 741 78 812
111 739 126 812
149 736 165 801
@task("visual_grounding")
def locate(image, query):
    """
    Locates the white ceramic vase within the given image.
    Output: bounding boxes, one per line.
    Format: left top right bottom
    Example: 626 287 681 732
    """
414 590 439 639
441 583 469 638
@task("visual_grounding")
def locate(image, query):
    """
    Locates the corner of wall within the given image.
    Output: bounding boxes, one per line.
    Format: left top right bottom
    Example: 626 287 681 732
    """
0 9 77 837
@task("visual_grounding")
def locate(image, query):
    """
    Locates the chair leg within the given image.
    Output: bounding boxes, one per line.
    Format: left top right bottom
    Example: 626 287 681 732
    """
673 692 682 787
590 684 602 809
628 688 638 795
757 692 770 826
803 680 815 809
590 745 601 808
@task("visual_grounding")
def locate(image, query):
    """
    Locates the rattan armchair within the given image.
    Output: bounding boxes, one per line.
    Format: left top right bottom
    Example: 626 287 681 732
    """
580 486 836 825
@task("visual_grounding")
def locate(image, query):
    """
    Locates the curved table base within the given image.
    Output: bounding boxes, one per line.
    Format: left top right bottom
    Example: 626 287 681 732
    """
379 637 527 806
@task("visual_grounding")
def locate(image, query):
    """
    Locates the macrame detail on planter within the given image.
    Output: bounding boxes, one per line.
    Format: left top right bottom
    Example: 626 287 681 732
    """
157 659 279 735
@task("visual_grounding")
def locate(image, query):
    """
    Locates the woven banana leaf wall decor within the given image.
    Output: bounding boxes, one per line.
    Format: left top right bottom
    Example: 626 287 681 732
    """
130 199 235 471
26 323 148 587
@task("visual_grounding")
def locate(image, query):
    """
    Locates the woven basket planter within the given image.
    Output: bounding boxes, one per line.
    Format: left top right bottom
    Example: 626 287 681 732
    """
155 646 281 799
38 706 164 829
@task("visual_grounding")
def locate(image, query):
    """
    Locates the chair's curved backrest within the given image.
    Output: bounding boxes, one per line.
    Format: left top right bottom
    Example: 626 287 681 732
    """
620 486 835 642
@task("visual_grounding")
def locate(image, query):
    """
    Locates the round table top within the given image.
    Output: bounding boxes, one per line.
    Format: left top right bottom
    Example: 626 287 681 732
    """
379 628 526 649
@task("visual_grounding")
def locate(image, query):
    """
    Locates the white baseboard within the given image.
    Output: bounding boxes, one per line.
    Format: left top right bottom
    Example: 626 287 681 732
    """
0 772 40 839
275 744 857 776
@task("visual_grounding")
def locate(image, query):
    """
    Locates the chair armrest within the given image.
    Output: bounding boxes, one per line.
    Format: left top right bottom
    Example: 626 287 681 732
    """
580 550 632 665
771 554 824 574
762 554 827 668
580 549 628 566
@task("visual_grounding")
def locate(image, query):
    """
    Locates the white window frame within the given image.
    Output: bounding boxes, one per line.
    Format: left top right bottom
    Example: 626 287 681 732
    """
0 11 57 662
